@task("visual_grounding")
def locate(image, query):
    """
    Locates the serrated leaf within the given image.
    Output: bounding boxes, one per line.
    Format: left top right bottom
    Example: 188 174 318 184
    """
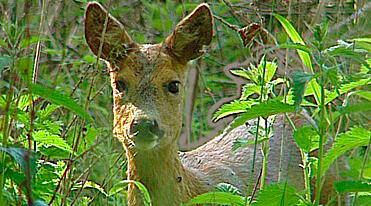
29 84 90 121
215 183 241 195
293 126 319 153
0 147 38 177
185 191 244 206
229 101 294 130
289 71 314 111
321 126 371 176
274 14 313 72
38 104 59 120
325 78 371 104
241 84 261 100
252 183 300 206
232 137 269 152
109 180 152 206
333 181 371 194
213 100 253 121
33 130 72 153
230 68 254 81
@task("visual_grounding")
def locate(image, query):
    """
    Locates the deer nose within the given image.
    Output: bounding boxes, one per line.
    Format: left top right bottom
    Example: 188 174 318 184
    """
131 119 161 138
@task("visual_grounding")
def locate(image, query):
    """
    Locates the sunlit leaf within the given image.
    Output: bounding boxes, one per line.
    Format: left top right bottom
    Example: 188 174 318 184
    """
229 101 294 130
274 14 313 72
325 77 371 104
213 100 254 121
33 130 72 153
215 183 241 195
321 126 371 176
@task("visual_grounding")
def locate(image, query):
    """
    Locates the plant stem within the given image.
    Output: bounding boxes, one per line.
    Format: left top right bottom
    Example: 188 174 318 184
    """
245 56 267 205
314 73 326 206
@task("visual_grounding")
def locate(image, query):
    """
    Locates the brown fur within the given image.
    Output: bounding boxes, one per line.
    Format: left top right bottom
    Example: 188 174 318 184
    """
84 2 339 205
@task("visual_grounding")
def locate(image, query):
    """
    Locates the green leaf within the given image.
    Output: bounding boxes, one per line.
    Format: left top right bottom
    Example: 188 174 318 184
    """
325 41 371 71
252 183 300 206
325 78 371 104
33 130 72 153
215 183 241 195
293 126 319 153
0 147 38 177
185 191 244 206
321 126 371 176
72 181 108 196
241 84 261 100
274 14 313 72
213 100 253 121
38 104 59 121
230 68 255 82
278 43 312 54
353 90 371 101
29 84 90 121
229 101 294 130
340 102 371 114
232 137 269 152
109 180 152 206
289 71 314 111
333 181 371 194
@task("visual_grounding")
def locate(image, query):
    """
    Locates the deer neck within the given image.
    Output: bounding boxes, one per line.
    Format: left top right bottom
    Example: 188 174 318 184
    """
124 142 205 205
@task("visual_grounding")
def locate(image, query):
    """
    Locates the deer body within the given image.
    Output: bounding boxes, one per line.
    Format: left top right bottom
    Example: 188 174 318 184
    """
84 2 337 205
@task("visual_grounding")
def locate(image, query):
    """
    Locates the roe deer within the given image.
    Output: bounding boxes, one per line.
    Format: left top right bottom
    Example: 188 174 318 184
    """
84 2 340 205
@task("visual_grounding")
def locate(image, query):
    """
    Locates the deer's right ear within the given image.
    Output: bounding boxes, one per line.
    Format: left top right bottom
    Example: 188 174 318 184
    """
84 2 134 61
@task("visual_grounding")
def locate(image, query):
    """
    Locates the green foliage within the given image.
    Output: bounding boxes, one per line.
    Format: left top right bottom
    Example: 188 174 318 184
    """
0 147 38 178
289 71 314 111
185 191 245 206
322 127 371 176
334 181 371 194
215 183 242 195
274 14 313 72
29 84 90 121
252 183 300 206
229 101 294 130
109 180 152 206
293 126 319 153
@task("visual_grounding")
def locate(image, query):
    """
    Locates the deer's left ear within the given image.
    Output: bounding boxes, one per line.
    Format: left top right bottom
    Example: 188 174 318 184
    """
164 4 213 63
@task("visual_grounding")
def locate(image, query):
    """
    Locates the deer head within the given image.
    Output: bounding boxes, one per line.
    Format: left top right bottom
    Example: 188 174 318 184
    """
84 2 213 151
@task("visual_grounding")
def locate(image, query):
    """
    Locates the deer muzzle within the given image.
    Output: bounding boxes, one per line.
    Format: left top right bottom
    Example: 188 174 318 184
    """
130 118 164 150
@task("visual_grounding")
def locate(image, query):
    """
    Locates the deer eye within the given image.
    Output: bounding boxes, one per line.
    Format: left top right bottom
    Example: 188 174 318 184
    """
167 81 180 94
116 80 127 93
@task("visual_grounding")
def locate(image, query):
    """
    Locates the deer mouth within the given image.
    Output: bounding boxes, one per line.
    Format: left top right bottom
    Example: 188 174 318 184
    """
129 118 164 150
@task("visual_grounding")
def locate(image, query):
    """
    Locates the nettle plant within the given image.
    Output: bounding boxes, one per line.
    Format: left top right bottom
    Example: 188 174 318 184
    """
188 15 371 206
